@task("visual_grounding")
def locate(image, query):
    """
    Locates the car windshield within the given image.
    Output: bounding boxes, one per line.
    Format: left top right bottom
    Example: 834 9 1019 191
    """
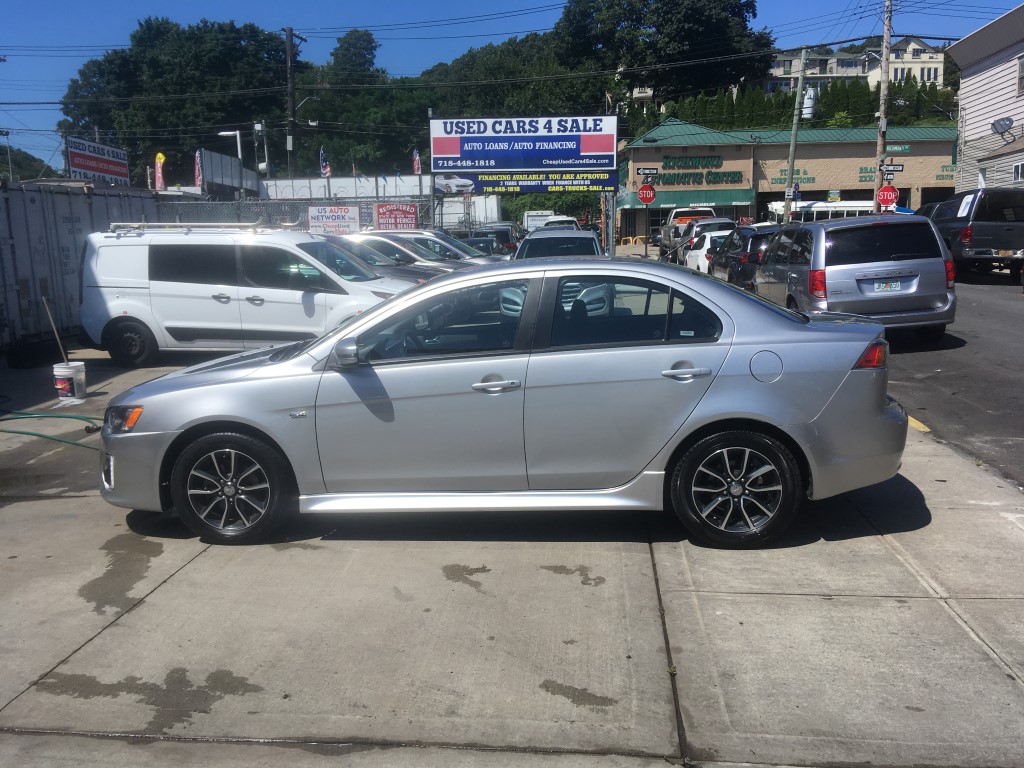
368 237 448 264
427 230 488 257
299 240 380 282
339 238 406 266
399 235 468 261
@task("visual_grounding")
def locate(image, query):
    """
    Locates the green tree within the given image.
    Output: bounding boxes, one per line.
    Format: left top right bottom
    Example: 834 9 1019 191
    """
58 18 291 186
0 143 59 181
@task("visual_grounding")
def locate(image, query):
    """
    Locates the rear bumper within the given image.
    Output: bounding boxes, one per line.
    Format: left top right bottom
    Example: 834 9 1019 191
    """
793 382 908 500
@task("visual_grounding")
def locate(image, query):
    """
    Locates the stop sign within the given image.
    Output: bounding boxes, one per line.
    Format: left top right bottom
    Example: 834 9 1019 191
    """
637 184 656 205
877 185 899 207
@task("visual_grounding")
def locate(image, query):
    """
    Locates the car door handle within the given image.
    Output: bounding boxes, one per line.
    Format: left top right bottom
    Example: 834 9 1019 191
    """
245 296 265 305
661 367 712 379
471 379 521 392
212 293 232 303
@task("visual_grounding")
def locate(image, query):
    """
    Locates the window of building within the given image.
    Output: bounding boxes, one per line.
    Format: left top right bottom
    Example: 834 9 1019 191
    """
893 49 903 60
1018 57 1024 96
912 48 922 59
783 60 792 75
1014 163 1024 183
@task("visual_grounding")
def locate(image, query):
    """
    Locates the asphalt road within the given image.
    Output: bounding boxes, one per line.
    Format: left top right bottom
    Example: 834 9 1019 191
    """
886 269 1024 489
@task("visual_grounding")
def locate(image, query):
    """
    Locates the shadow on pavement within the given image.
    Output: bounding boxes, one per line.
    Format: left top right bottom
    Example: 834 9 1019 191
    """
886 328 966 354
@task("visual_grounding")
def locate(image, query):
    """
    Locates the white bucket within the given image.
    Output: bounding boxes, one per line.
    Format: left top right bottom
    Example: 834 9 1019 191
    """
53 361 87 400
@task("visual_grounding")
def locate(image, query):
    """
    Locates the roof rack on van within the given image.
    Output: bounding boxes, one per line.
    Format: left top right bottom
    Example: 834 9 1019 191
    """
108 221 266 233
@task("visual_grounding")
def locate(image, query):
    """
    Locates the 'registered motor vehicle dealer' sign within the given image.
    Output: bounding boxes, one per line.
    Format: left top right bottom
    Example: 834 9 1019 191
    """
429 116 618 194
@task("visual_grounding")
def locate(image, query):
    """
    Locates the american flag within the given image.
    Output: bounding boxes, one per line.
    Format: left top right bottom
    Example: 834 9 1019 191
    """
412 148 421 175
319 146 331 177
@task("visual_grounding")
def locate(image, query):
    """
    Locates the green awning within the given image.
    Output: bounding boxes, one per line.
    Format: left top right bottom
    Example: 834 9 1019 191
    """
618 188 754 209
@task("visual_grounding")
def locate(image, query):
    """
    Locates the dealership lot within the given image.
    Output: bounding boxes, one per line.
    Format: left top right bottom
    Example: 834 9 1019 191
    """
1 350 1023 767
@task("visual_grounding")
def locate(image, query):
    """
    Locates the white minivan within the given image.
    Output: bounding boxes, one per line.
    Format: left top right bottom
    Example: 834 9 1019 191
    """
80 222 412 367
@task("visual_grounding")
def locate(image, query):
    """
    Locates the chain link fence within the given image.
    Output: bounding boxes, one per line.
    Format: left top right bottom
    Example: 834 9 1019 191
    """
156 197 444 230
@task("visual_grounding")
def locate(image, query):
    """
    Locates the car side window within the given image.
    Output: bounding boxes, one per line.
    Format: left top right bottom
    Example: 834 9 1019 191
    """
549 276 721 347
358 279 531 362
789 230 814 266
150 244 237 285
764 228 796 266
242 246 337 292
722 230 741 254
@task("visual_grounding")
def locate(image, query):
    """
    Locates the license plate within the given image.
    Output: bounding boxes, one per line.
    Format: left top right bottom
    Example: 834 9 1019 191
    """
874 280 901 292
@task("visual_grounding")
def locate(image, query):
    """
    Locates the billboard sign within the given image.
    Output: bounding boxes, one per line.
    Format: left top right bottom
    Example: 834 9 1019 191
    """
66 138 130 186
374 202 418 229
474 170 618 194
430 116 617 173
308 205 360 235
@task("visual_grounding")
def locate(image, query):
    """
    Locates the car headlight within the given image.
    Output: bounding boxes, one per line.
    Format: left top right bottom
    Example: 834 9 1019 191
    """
104 405 144 433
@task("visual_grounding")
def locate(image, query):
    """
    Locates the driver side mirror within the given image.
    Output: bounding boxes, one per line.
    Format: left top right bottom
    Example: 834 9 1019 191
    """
329 337 360 370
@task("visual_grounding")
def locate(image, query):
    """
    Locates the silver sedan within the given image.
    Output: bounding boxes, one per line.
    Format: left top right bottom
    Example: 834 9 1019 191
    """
100 259 907 548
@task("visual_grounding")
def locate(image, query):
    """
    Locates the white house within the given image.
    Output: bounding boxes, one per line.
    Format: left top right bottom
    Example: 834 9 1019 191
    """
948 4 1024 190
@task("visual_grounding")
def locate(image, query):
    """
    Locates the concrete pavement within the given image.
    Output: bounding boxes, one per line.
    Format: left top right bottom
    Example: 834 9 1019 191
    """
1 347 1022 767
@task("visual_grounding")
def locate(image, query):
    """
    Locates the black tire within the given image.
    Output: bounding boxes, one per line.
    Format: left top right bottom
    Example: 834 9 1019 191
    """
106 320 158 368
726 270 737 284
170 432 296 544
1010 262 1022 282
916 324 945 344
670 431 802 548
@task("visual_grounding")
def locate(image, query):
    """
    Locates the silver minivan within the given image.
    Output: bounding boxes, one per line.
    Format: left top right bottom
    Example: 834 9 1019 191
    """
753 215 956 342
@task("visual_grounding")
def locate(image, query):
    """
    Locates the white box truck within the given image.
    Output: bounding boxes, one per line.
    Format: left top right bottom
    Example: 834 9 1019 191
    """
523 210 555 232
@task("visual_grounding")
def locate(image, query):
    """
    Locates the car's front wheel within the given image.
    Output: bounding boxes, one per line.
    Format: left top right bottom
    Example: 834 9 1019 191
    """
106 320 158 368
170 432 296 544
670 431 802 548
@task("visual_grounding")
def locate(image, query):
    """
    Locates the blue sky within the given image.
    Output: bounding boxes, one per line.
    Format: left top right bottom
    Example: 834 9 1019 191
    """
0 0 1013 165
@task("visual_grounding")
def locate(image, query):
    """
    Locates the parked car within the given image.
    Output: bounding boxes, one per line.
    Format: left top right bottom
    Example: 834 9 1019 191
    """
99 258 907 549
434 174 475 195
79 223 411 367
323 236 445 284
513 229 603 259
752 215 956 342
710 223 782 288
341 233 473 273
924 187 1024 280
460 236 503 256
384 229 500 265
665 218 736 264
681 231 730 273
541 215 581 230
469 222 522 257
659 207 716 259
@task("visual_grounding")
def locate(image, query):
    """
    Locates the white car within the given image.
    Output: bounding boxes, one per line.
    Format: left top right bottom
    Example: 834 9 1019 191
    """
683 232 730 273
434 174 475 194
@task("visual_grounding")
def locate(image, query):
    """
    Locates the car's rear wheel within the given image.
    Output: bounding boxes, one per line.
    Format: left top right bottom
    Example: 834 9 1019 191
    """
170 432 296 544
670 431 802 548
106 320 158 368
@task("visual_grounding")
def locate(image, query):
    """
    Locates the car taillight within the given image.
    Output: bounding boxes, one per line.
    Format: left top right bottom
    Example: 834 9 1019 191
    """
738 251 753 264
959 225 973 245
853 339 888 369
808 269 827 299
945 259 956 289
687 237 696 247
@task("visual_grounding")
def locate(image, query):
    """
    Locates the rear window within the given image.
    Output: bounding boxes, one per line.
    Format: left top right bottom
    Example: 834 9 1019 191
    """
974 191 1024 222
825 222 942 266
518 236 601 258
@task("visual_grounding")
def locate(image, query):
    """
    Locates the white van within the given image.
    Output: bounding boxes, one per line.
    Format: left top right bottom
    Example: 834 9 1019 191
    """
79 222 412 367
541 215 581 230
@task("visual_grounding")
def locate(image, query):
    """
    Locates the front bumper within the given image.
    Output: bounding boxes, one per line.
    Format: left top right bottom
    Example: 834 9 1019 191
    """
100 428 179 513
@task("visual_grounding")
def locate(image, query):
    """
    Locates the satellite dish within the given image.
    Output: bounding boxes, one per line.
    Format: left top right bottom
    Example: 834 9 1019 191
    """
992 116 1014 135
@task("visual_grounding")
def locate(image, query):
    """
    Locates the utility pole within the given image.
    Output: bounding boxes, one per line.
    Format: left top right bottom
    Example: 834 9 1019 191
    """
873 0 894 212
783 47 808 222
285 27 296 179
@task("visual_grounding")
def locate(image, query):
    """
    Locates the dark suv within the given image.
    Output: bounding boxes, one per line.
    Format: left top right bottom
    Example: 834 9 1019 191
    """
926 188 1024 280
470 222 522 258
710 223 781 288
